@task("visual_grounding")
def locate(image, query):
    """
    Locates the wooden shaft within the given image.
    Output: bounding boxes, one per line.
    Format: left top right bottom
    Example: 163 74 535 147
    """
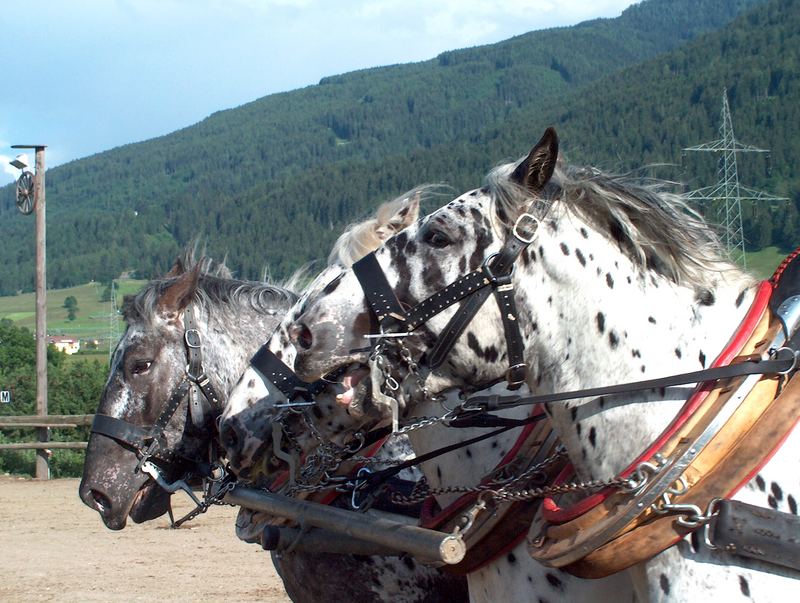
261 525 404 557
225 485 466 564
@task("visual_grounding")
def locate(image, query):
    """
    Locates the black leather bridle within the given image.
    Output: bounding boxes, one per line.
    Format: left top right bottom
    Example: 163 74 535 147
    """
352 213 543 390
90 305 223 474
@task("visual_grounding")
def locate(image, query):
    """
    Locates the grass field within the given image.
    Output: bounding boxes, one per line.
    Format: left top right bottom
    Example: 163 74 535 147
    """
742 246 787 280
0 279 146 350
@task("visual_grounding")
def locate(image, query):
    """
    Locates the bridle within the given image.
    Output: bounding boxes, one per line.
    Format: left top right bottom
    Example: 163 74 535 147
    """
90 304 227 513
352 211 545 393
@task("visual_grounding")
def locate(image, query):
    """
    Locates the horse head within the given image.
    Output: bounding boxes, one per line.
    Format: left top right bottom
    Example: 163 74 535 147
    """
220 191 423 482
280 128 558 406
79 254 293 529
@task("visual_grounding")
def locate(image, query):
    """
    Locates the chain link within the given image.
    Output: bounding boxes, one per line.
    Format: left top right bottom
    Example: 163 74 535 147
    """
171 478 236 528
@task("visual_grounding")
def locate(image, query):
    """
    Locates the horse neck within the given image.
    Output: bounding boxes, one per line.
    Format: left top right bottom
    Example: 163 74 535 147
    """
521 212 757 480
406 385 533 508
193 300 283 399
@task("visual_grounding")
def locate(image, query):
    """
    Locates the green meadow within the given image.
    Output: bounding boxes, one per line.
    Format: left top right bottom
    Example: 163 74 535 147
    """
0 279 146 350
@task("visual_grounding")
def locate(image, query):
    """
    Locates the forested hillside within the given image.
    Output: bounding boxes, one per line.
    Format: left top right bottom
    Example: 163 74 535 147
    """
0 0 773 294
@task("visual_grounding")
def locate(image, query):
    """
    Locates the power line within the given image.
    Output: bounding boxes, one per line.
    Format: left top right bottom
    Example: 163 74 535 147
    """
682 88 787 269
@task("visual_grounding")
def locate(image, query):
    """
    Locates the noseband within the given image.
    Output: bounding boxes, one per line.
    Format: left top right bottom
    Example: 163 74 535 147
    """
352 213 542 390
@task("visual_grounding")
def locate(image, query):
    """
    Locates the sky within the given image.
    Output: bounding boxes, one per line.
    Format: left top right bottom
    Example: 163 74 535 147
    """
0 0 638 185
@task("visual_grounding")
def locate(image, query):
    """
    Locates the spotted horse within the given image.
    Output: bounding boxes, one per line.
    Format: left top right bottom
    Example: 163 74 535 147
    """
227 128 800 602
78 213 467 603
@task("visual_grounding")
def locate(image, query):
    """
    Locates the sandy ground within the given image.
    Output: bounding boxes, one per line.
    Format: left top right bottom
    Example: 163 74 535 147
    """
0 476 292 603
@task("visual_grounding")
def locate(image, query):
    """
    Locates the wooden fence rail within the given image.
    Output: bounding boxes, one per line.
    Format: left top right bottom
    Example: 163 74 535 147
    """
0 414 92 454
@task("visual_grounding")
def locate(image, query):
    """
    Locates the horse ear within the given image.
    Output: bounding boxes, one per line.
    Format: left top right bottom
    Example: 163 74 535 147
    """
157 264 200 315
163 256 185 278
511 127 559 192
375 192 420 241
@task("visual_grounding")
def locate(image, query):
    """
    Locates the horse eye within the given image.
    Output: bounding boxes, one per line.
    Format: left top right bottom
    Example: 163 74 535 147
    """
424 230 452 248
131 361 153 375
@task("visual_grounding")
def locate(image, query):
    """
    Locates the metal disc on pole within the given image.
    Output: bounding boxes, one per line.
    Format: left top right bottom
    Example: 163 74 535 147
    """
16 171 35 215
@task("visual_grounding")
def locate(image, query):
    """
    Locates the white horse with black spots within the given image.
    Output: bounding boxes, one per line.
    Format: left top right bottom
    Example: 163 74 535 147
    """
224 128 798 602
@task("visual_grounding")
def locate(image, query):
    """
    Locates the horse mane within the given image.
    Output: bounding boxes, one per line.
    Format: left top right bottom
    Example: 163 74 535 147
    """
327 185 440 267
122 247 298 324
486 161 741 287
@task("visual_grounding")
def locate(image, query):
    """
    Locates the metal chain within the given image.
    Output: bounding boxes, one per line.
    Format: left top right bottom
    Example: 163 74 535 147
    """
171 477 236 528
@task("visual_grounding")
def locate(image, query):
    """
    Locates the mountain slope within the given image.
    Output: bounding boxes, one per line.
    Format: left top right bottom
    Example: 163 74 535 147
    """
0 0 767 293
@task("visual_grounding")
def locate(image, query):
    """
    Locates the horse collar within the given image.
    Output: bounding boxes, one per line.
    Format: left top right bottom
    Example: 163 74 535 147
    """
529 271 800 577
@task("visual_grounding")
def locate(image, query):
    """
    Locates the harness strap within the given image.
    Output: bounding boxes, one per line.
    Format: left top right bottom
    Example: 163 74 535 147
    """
354 215 537 386
352 253 407 329
184 306 214 427
250 346 327 401
91 414 157 451
91 378 192 461
428 287 493 369
461 355 797 413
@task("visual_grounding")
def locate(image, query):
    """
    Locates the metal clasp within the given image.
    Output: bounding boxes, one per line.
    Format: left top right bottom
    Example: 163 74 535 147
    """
513 213 539 244
620 454 667 493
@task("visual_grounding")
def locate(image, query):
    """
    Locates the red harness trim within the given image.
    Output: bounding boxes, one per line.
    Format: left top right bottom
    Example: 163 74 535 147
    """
542 279 773 524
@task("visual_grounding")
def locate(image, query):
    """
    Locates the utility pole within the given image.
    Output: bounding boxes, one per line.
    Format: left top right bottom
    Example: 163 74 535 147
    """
11 144 49 479
682 89 786 269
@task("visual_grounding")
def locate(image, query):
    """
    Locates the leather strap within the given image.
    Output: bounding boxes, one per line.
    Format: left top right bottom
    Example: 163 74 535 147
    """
461 355 796 413
250 345 326 401
352 253 407 329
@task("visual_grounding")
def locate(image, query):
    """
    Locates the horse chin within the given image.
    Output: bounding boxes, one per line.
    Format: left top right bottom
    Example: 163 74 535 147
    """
128 480 171 524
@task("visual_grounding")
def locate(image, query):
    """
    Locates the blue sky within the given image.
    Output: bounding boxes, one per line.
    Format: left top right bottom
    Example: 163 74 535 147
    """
0 0 637 184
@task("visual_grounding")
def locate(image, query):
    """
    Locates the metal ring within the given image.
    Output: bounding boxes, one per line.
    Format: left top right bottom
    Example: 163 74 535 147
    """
770 346 799 374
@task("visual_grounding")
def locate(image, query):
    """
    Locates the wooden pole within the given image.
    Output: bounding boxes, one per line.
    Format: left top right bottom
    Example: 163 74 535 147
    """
11 144 48 479
33 147 48 479
225 485 466 564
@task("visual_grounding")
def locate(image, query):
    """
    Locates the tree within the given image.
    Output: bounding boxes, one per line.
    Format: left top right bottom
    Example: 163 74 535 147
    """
63 296 78 321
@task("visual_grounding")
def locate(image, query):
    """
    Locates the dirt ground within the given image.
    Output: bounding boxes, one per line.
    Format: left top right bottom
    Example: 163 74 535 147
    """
0 476 292 602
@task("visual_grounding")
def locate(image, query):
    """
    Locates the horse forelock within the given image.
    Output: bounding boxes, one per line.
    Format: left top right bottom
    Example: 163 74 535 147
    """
327 184 442 268
486 161 745 289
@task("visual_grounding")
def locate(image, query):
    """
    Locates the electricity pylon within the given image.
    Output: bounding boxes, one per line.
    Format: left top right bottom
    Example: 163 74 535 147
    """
108 281 121 359
682 89 787 269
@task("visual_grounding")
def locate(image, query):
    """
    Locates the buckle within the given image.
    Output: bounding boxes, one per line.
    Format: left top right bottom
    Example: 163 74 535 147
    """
513 213 539 244
185 329 202 349
505 363 527 388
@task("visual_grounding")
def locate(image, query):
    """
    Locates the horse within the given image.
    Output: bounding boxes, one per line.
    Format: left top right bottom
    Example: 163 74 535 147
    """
225 128 799 601
79 194 467 603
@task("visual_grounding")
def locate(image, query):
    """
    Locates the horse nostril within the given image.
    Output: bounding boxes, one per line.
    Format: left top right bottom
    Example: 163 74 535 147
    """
90 489 111 514
290 323 314 351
